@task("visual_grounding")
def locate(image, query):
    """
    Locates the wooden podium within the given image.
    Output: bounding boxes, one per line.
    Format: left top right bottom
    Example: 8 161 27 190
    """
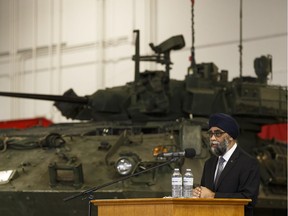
92 198 251 216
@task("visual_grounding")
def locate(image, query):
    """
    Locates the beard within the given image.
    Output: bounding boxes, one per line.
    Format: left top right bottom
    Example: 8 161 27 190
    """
210 138 229 157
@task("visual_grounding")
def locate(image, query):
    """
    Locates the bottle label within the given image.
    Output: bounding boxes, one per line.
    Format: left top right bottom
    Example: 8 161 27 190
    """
172 177 182 185
183 177 193 186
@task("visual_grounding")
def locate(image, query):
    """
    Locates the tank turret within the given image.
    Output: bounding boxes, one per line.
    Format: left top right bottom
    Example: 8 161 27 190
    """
0 32 286 123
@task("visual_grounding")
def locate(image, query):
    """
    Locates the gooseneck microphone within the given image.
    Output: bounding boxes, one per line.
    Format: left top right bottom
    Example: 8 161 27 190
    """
63 147 197 216
157 148 196 159
65 155 180 201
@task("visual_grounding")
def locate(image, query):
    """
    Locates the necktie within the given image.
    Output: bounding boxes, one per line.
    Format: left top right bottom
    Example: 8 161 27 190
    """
214 157 225 185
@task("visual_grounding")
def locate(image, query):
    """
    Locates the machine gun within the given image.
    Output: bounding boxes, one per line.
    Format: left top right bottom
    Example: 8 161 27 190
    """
132 29 185 80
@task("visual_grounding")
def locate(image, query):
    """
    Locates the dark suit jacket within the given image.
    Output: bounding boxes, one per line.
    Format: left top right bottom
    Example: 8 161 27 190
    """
201 145 260 216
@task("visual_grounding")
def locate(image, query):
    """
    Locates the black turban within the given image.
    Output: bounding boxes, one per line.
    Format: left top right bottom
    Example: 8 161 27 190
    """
208 113 240 139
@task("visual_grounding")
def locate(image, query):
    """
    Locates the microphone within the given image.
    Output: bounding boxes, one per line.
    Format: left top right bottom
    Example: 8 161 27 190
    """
158 148 196 159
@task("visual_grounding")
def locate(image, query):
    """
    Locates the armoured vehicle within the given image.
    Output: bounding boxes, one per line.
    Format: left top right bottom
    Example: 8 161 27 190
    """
0 28 286 216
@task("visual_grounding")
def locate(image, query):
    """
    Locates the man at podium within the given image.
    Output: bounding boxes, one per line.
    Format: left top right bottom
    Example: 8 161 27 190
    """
192 113 260 216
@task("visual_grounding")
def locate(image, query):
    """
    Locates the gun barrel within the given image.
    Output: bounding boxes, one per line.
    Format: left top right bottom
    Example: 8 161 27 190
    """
0 91 88 104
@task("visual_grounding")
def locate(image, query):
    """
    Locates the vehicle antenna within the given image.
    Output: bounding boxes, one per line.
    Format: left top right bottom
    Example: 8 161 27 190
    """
239 0 243 78
189 0 197 74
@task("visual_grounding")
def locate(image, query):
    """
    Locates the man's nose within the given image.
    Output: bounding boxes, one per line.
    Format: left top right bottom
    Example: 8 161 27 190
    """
210 134 217 140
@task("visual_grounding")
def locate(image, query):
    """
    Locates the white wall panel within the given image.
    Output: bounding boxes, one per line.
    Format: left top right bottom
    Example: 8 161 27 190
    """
105 0 134 38
0 59 13 121
61 64 97 95
18 0 34 49
157 0 191 42
0 0 9 53
244 0 286 36
36 0 52 46
62 0 97 44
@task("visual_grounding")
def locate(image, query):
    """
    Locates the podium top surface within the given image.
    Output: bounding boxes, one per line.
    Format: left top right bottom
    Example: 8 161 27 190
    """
92 198 251 206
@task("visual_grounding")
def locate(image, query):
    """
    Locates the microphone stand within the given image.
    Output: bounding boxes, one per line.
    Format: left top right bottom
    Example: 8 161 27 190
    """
63 157 180 216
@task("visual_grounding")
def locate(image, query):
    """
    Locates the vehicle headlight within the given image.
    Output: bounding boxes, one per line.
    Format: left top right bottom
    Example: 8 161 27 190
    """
115 157 136 176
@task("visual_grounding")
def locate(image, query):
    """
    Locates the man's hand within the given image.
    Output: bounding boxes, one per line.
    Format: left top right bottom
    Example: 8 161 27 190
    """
199 186 215 198
192 186 201 198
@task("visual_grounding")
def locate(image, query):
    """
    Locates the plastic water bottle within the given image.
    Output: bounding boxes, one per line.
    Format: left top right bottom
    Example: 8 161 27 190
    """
183 168 193 198
171 168 182 198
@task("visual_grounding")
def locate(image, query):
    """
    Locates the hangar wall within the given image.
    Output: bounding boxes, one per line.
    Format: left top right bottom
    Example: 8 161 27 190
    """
0 0 287 122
